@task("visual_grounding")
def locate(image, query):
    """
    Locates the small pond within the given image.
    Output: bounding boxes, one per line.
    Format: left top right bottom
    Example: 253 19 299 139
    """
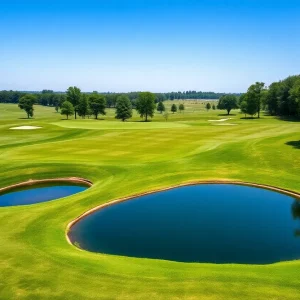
68 184 300 264
0 182 88 207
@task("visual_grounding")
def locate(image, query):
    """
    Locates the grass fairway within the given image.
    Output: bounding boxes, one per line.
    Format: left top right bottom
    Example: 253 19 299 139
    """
52 120 190 129
1 102 300 299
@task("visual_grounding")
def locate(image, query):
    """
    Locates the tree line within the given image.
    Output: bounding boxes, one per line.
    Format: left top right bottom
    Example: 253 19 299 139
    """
262 75 300 117
4 74 300 119
16 88 189 121
0 89 227 106
216 75 300 118
217 84 272 118
162 91 227 100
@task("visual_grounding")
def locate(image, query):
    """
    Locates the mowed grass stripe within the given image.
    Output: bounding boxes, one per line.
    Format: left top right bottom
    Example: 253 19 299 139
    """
0 103 300 299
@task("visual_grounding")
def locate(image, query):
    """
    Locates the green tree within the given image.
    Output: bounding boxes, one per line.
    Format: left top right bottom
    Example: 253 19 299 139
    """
39 92 53 106
217 95 238 115
106 94 118 108
212 104 216 110
206 102 211 111
246 82 265 118
273 76 300 116
61 101 74 119
171 103 177 113
115 95 132 121
66 86 81 119
136 92 156 121
58 94 66 108
52 94 60 112
238 94 247 105
18 95 36 118
89 94 106 119
240 101 248 118
289 80 300 117
179 103 185 113
157 101 165 113
265 82 279 115
244 96 257 117
86 106 93 119
77 94 89 118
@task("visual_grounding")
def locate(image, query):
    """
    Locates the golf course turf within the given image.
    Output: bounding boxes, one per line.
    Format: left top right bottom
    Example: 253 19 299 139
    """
1 101 300 299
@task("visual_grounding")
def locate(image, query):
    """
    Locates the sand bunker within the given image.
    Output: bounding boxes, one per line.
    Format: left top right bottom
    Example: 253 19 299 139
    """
208 118 233 122
10 126 42 130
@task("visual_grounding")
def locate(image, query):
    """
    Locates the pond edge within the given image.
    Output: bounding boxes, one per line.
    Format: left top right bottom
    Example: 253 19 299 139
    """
66 179 300 247
0 177 93 195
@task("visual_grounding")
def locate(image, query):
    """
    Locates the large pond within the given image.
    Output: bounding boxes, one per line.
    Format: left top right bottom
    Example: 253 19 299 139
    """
68 184 300 264
0 182 88 207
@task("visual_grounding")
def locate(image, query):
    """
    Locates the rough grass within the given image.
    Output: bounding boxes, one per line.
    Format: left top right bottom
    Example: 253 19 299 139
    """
0 102 300 299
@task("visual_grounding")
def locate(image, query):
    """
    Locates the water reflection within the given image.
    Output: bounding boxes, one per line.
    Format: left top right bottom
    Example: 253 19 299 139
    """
0 183 88 206
69 184 300 264
292 200 300 237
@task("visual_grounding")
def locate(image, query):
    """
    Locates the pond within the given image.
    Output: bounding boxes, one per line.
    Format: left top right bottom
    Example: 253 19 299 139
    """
68 184 300 264
0 182 88 207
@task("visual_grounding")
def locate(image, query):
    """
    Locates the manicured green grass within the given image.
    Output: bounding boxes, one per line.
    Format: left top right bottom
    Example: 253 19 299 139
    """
0 102 300 299
52 120 190 129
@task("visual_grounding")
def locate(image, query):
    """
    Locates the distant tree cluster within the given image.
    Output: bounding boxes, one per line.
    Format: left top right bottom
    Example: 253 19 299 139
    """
0 90 26 103
38 90 66 108
0 90 231 107
6 74 300 120
61 89 135 121
218 75 300 119
239 82 266 118
60 88 107 120
217 83 267 118
124 91 224 102
164 91 227 100
263 75 300 117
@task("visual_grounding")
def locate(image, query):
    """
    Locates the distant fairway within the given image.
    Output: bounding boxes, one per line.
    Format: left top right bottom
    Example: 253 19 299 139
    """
1 102 300 299
53 120 190 129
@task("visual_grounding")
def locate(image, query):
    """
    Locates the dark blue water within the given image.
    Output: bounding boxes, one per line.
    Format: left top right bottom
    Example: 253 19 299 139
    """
0 183 88 207
68 184 300 264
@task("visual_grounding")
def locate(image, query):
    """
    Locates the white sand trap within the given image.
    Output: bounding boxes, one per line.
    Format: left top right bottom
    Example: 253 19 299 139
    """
10 126 42 130
208 118 233 122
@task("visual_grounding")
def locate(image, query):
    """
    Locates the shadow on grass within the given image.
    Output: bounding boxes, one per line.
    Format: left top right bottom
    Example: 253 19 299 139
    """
240 117 258 120
60 118 105 121
18 117 34 120
286 141 300 149
218 113 236 116
132 120 152 123
277 116 300 123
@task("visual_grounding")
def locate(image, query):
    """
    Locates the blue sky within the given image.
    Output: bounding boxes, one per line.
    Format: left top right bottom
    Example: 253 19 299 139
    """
0 0 300 92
